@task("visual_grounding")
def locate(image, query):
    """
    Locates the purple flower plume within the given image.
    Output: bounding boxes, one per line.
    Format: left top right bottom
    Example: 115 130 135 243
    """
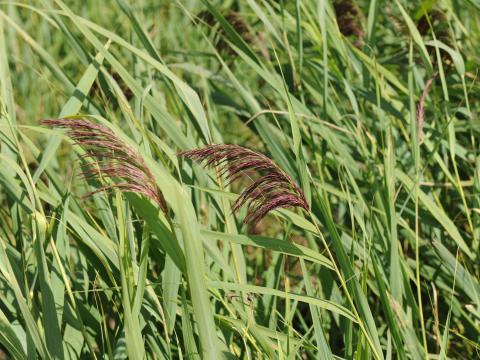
179 144 309 226
42 118 167 212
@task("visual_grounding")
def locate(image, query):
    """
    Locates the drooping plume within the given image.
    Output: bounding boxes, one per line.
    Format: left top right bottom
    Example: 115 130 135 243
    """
42 118 167 212
179 144 309 226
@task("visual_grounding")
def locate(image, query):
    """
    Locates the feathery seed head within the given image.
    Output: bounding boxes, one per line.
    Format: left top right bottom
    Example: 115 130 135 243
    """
179 144 308 227
42 118 167 212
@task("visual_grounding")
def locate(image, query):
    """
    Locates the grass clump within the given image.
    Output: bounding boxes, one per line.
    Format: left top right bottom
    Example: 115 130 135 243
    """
0 1 478 359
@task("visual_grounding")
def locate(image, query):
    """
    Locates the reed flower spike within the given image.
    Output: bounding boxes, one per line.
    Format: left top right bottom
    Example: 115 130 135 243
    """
42 118 167 213
179 144 309 226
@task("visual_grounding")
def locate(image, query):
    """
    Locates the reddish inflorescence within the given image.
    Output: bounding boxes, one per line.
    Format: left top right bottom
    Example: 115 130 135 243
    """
42 118 167 213
179 144 309 226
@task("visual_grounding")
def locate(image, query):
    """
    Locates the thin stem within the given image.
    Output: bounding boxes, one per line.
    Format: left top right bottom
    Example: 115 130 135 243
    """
308 211 381 360
415 175 428 358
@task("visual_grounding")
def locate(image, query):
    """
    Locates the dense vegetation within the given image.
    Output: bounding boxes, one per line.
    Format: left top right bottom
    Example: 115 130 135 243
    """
0 0 479 358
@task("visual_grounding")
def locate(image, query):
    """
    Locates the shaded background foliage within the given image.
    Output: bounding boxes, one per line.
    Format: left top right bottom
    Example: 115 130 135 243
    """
0 0 479 359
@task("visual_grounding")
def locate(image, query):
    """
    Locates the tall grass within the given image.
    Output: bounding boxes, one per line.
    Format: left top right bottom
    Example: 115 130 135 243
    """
0 0 479 358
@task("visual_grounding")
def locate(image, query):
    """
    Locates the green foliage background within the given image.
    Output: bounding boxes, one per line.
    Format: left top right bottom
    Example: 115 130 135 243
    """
0 0 479 358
